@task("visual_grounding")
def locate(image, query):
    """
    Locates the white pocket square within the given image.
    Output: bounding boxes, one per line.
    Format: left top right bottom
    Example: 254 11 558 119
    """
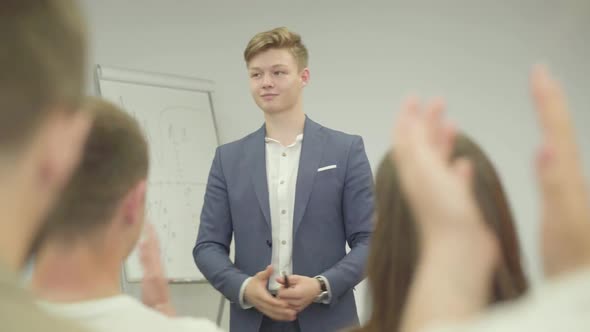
317 165 337 172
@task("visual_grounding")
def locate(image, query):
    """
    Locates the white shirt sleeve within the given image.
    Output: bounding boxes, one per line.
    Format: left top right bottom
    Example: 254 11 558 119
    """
238 277 254 309
423 269 590 332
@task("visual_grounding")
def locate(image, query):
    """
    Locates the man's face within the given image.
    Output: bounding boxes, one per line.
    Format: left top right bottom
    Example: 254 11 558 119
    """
248 48 309 115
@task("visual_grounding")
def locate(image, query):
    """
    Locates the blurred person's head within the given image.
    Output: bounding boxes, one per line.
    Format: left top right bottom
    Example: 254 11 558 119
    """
32 97 149 301
358 133 528 332
0 0 89 271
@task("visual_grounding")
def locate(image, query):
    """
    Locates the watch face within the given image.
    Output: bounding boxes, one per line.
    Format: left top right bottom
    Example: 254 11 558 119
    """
315 277 327 292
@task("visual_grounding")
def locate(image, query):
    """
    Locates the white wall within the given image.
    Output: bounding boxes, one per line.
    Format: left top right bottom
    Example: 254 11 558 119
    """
81 0 590 329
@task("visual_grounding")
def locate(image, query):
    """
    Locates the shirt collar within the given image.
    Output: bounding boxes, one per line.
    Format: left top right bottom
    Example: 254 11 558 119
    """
265 134 303 147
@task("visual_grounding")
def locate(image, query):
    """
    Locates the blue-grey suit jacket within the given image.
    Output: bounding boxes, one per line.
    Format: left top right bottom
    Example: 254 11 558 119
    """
193 117 374 332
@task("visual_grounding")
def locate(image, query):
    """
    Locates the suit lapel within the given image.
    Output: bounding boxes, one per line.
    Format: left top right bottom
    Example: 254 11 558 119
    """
249 125 272 230
293 117 325 237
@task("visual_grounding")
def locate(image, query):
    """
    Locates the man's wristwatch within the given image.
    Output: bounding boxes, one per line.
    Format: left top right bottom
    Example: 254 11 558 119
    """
314 276 329 303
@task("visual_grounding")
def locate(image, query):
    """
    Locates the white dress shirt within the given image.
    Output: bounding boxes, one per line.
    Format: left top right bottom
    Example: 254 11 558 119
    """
425 268 590 332
239 134 331 309
265 134 303 291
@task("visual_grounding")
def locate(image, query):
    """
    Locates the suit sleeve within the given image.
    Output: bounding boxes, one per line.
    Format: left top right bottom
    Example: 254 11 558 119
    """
193 147 250 304
321 136 374 306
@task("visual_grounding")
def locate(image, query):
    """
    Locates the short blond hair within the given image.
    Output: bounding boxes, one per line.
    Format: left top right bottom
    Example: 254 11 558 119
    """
0 1 87 150
37 97 149 243
244 27 308 70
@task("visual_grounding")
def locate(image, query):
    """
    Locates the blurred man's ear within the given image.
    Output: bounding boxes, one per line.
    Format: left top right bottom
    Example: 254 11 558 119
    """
38 108 93 196
123 180 148 226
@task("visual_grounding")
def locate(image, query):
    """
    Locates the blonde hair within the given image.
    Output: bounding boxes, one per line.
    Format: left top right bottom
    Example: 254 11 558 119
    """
244 27 308 69
0 0 87 149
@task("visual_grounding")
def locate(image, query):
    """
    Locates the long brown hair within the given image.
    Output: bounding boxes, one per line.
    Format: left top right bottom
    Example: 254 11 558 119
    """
356 134 528 332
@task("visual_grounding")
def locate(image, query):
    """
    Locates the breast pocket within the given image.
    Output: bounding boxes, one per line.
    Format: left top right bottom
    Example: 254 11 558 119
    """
312 164 343 206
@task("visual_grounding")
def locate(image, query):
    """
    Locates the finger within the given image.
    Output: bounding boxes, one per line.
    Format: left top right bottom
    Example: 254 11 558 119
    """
286 299 307 312
139 245 155 270
392 96 421 158
530 64 573 149
278 294 301 301
536 141 558 189
282 275 302 283
276 275 302 287
451 157 474 190
140 223 157 248
531 66 589 217
277 288 301 300
277 308 297 321
145 223 158 246
266 308 297 322
258 297 295 316
293 305 305 313
440 120 456 162
424 97 446 154
256 265 274 281
530 64 585 184
144 222 155 238
288 299 305 307
280 298 299 307
139 241 149 259
139 234 165 274
260 293 291 309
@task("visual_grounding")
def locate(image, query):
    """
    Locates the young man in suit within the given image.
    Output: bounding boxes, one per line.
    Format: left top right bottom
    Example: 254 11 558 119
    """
194 27 374 332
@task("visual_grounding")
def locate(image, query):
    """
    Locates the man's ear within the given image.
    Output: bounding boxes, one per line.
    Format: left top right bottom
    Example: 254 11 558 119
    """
123 180 148 225
301 68 310 87
39 107 93 193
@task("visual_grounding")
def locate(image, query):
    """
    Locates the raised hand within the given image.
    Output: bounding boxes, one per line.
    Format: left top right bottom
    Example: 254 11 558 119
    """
530 65 590 278
139 223 176 316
